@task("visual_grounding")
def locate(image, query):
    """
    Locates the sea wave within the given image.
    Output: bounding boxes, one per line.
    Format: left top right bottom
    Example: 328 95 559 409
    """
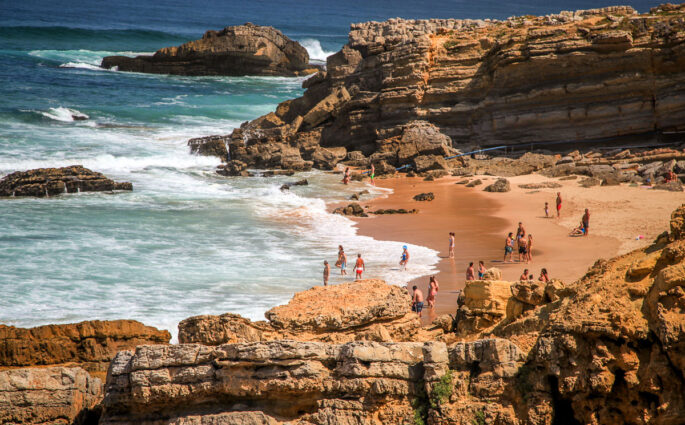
0 26 187 47
36 107 89 122
299 38 336 62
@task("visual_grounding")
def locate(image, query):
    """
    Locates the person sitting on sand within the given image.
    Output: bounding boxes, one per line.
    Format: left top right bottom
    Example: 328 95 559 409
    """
466 262 476 281
342 167 350 185
517 233 528 263
323 260 330 286
582 209 590 236
556 192 562 218
538 268 550 283
544 202 549 218
527 234 533 262
477 261 486 280
399 245 409 270
412 285 424 317
426 276 439 308
569 221 586 237
353 253 365 279
504 232 514 262
520 269 529 281
448 232 455 259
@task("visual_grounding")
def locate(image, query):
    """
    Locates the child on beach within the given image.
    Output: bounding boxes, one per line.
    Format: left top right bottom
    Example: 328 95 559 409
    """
477 261 486 280
323 261 330 286
544 202 549 218
466 262 475 281
448 232 455 259
527 234 533 263
411 285 424 317
400 246 409 270
504 232 514 262
426 276 439 308
353 253 365 279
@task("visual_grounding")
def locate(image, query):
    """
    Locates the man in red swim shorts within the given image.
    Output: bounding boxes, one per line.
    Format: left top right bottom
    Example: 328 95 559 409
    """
353 253 365 280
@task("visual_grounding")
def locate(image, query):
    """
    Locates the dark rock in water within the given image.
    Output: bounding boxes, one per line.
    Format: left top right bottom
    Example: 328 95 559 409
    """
484 178 511 192
465 179 482 187
101 23 320 77
332 203 367 217
216 160 250 177
262 170 295 177
280 179 308 191
413 192 435 202
0 166 132 198
188 135 229 161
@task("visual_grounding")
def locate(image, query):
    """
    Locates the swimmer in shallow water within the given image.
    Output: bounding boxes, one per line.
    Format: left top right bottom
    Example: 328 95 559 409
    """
399 245 409 270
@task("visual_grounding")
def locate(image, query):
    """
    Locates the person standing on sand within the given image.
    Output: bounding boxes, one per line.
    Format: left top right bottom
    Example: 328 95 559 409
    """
544 202 549 218
539 268 550 283
448 232 455 259
516 222 526 239
517 233 528 263
400 245 409 270
527 234 533 263
477 261 486 280
342 167 350 185
412 285 424 317
323 261 330 286
504 232 514 262
582 209 590 236
426 276 439 308
353 253 365 279
556 192 562 218
466 262 475 281
369 163 375 186
520 269 529 281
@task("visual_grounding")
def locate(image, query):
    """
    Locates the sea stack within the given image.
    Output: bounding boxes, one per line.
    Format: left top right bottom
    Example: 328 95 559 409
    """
101 23 320 76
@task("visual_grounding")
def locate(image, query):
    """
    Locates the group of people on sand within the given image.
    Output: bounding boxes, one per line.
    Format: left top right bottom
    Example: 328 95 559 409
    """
411 275 439 317
504 222 533 263
518 267 550 282
570 208 591 237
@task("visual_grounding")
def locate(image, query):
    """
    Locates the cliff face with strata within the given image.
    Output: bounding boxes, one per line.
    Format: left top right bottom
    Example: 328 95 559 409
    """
216 4 685 172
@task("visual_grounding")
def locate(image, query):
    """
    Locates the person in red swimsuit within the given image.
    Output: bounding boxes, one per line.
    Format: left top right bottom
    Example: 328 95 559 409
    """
556 192 562 218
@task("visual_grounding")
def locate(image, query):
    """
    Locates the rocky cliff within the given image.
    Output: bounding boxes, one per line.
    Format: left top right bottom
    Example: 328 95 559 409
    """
197 4 685 173
101 23 319 77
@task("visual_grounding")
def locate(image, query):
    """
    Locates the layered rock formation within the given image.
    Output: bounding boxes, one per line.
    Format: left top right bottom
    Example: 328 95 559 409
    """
0 320 171 379
0 166 133 197
178 280 422 344
101 23 319 77
193 4 685 174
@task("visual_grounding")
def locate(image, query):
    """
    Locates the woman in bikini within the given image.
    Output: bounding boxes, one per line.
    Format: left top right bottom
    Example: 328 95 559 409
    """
448 232 455 259
538 268 550 283
556 192 562 218
342 167 350 185
466 262 476 281
426 276 439 308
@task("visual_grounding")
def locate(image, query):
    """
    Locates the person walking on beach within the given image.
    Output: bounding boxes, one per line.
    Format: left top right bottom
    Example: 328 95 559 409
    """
466 262 475 281
448 232 455 259
353 254 365 280
477 261 486 280
538 268 550 283
520 269 529 281
504 232 514 262
544 202 549 218
337 247 347 276
342 167 350 185
517 232 528 263
527 234 533 263
369 163 375 186
582 209 590 236
426 276 439 308
400 245 409 270
411 285 424 317
323 261 330 286
556 192 562 218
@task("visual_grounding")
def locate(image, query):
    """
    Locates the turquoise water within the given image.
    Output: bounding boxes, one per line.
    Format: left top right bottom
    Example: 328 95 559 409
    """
0 0 660 338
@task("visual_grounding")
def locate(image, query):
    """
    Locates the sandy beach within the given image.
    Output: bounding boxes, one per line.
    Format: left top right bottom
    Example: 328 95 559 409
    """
352 173 684 322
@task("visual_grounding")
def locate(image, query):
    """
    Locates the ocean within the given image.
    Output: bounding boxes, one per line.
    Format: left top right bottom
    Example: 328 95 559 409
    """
0 0 661 339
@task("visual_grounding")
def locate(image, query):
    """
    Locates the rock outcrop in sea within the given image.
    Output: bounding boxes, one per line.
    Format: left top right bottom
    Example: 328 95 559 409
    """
191 4 685 175
0 166 133 197
101 23 320 77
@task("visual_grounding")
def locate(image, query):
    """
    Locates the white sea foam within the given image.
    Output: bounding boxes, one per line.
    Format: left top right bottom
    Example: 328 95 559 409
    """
59 62 110 71
38 107 89 122
299 39 336 62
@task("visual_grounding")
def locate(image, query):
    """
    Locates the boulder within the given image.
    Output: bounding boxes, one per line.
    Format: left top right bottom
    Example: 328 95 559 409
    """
187 135 229 161
482 268 502 281
332 203 367 217
0 166 132 197
216 160 250 177
465 179 482 187
397 121 453 163
279 179 308 191
101 23 319 77
310 147 347 170
655 181 684 192
579 177 601 187
413 192 435 201
413 155 450 172
510 280 546 306
483 178 511 192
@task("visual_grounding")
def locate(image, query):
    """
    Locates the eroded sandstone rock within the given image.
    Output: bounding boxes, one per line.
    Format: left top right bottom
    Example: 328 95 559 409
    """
0 166 132 197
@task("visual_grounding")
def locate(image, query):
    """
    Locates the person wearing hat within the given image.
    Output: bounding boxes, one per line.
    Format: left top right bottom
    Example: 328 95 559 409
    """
400 245 410 270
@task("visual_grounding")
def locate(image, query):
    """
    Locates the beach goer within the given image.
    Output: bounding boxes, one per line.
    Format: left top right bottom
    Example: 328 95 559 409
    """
448 232 455 259
582 209 590 236
369 163 375 186
527 234 533 262
477 261 486 280
466 262 475 281
342 167 350 185
323 261 330 286
353 254 365 280
336 245 344 267
569 221 585 237
339 248 347 276
411 285 424 317
517 233 528 263
399 245 409 270
504 232 514 262
520 269 529 281
516 222 526 239
529 274 534 280
544 202 549 218
665 169 676 183
556 192 562 218
538 268 550 283
426 276 439 308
